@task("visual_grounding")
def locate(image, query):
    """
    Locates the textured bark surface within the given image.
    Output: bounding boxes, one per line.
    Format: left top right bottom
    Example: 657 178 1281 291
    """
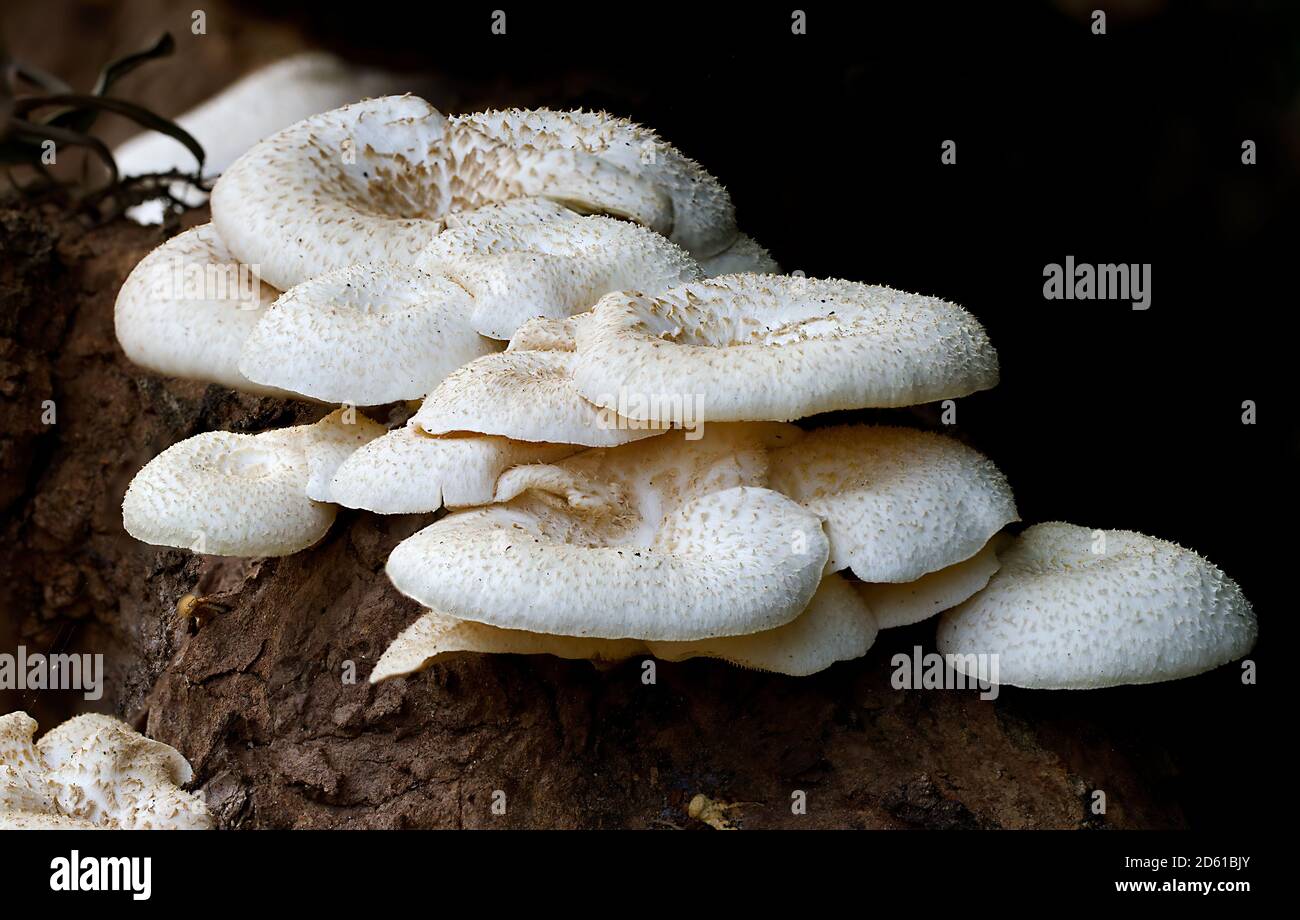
0 205 1192 829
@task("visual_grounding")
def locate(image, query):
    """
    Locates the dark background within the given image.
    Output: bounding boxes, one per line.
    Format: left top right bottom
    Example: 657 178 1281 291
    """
5 0 1293 828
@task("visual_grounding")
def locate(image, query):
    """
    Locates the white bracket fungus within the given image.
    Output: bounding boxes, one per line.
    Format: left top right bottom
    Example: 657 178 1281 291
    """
767 425 1018 583
1 712 211 830
936 523 1258 689
123 409 384 556
211 98 737 291
572 275 1000 424
855 538 1003 629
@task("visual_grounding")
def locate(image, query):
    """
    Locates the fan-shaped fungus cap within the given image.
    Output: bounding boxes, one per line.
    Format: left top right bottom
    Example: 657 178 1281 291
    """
573 276 1000 423
936 522 1258 689
385 424 822 640
122 408 384 556
114 223 284 395
371 573 876 681
237 263 498 405
767 425 1018 583
212 98 718 289
455 107 737 258
415 204 701 340
329 426 575 513
856 538 1002 629
412 349 668 447
0 712 211 830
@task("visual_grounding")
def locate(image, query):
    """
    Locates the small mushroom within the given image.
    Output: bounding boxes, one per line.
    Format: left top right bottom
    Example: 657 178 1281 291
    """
372 573 875 680
385 425 825 641
122 408 384 556
114 223 286 395
0 712 211 830
572 275 1000 424
767 425 1018 583
936 522 1258 689
329 427 575 514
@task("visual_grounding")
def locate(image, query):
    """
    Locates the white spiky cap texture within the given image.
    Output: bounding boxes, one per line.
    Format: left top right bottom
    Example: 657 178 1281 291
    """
114 223 285 395
237 263 499 404
936 522 1258 689
768 425 1018 582
416 203 701 340
386 424 822 640
212 98 712 289
122 409 383 556
329 426 576 513
371 573 875 681
573 275 1000 423
453 108 737 258
412 349 668 447
856 538 1002 629
0 712 211 830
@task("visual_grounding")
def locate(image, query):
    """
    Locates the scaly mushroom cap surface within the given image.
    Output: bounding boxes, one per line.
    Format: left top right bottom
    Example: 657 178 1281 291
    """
329 426 575 513
212 98 714 289
572 275 1000 423
416 203 701 340
697 234 781 277
412 349 668 447
372 573 876 680
455 107 737 258
386 424 823 640
936 522 1258 689
114 223 284 395
237 263 498 404
122 409 383 556
856 538 1002 629
0 712 211 830
768 425 1018 582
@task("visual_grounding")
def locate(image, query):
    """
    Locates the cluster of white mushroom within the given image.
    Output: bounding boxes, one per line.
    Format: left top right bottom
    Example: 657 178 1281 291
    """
114 96 1256 689
0 712 211 829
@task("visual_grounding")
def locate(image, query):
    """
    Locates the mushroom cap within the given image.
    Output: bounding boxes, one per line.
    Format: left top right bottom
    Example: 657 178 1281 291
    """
386 424 824 640
329 426 575 513
415 205 701 340
856 537 1002 629
114 223 285 395
1 712 211 830
573 275 1000 423
371 573 876 681
698 234 781 277
455 107 737 258
936 522 1258 689
237 262 498 405
768 425 1018 582
412 349 668 447
211 98 712 289
123 408 383 556
211 95 451 289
